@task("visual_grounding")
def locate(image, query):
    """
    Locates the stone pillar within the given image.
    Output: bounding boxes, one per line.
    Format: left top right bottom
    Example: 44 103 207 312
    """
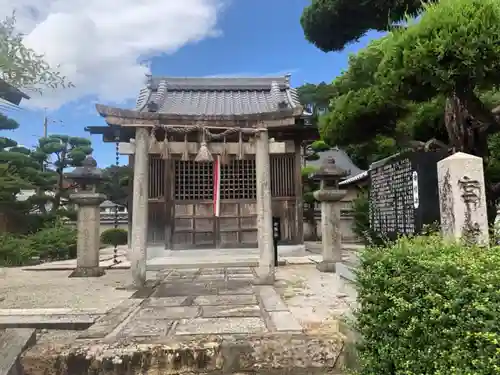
437 152 489 245
69 192 106 277
314 184 347 272
130 127 149 287
254 128 275 285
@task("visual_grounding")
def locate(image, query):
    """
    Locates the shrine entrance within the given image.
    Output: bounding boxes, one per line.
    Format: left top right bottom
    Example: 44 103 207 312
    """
146 152 298 250
172 158 258 249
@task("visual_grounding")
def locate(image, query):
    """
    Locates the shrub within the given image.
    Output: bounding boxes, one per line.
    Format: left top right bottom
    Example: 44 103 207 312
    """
0 224 77 266
355 235 500 375
351 191 385 246
0 234 36 266
29 224 77 260
100 228 128 247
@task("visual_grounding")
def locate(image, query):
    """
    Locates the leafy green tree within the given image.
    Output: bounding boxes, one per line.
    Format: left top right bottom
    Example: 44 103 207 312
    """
0 14 73 93
300 0 423 52
98 165 133 207
30 135 92 212
305 0 500 224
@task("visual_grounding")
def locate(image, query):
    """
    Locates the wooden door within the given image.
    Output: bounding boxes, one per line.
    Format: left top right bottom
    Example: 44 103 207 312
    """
172 160 216 249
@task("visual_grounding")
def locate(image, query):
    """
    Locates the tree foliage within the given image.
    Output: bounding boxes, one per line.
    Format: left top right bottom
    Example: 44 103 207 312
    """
0 14 73 93
300 0 423 52
313 0 500 224
98 165 132 207
31 135 92 212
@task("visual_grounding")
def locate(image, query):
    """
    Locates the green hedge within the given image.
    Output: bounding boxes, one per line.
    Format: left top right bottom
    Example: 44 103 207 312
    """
0 225 77 266
100 228 128 247
355 235 500 374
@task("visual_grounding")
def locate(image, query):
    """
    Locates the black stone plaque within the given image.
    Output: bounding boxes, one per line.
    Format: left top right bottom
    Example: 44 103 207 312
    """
368 150 447 239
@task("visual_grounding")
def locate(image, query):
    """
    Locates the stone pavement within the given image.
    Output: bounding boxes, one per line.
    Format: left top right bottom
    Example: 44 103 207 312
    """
20 266 348 374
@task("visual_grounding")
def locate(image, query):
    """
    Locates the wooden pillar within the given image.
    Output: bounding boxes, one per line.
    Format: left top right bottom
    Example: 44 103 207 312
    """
130 127 149 288
294 138 304 244
254 128 275 285
164 159 174 249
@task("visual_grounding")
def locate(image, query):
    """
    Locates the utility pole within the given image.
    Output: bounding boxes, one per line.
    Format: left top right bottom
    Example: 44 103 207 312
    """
43 108 48 138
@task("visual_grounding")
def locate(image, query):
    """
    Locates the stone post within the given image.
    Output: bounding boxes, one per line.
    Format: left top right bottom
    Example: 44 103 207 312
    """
312 157 348 272
130 127 149 288
437 152 489 245
254 128 274 285
65 155 106 278
70 192 106 277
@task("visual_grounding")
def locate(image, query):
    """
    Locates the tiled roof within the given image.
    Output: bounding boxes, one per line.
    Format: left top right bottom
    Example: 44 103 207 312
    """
135 75 303 116
307 147 365 178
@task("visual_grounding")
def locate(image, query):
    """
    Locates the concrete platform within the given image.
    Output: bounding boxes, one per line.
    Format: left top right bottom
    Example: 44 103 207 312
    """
20 267 347 374
0 328 36 375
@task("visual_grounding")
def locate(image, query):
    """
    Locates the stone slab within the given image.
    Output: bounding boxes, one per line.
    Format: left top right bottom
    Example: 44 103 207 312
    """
194 295 257 306
256 286 289 312
226 267 254 275
201 305 261 318
284 257 314 265
268 311 303 332
218 286 254 295
119 319 174 337
197 274 226 281
0 328 36 375
0 308 105 316
0 315 98 330
337 262 356 282
199 268 225 275
143 297 187 307
227 274 254 280
135 306 200 320
174 317 266 335
78 299 142 339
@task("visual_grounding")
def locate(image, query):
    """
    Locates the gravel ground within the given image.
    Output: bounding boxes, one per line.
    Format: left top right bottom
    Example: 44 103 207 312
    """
0 268 133 310
276 264 357 333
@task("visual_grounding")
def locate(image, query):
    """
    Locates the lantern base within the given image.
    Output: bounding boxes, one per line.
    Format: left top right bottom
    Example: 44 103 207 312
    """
69 266 105 278
316 260 337 273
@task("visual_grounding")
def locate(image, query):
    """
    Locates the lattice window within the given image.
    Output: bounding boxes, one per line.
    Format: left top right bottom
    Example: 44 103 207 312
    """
174 160 213 200
220 159 256 200
270 154 295 197
148 156 165 199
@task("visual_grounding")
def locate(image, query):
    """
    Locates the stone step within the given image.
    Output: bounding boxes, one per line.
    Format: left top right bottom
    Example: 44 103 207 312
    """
21 333 348 375
0 309 100 330
0 328 36 375
337 262 357 282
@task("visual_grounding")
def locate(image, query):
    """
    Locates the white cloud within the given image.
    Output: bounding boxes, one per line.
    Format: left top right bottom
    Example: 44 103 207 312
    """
0 0 224 109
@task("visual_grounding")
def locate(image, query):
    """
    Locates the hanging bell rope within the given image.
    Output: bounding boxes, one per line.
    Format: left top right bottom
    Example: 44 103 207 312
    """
181 133 189 161
238 130 244 160
194 128 213 162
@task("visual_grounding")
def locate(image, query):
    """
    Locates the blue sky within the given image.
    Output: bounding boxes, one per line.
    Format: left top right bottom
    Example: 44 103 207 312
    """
6 0 381 167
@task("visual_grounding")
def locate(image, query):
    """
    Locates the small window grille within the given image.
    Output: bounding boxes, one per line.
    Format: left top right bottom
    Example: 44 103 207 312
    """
148 156 165 198
220 159 256 200
174 160 213 200
270 154 295 197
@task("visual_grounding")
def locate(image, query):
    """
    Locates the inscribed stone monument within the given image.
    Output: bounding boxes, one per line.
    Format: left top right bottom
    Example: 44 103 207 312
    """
369 150 447 239
437 152 489 245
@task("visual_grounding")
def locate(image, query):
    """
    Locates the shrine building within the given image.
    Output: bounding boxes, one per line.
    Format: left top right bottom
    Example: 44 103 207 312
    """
87 75 316 284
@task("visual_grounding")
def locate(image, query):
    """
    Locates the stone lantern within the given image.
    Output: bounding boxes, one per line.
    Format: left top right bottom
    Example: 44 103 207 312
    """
65 155 107 277
311 157 348 273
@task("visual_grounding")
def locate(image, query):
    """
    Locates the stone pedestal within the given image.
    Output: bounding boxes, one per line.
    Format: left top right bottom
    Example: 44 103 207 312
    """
69 192 106 277
314 189 347 272
130 127 150 288
253 128 275 285
437 152 489 245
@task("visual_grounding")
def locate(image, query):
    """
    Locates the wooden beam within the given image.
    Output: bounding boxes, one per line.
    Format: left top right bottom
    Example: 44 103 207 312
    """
119 141 296 155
